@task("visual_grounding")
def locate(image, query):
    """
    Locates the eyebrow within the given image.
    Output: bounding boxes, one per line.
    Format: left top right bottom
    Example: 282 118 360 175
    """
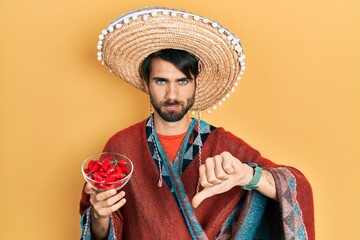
151 77 192 81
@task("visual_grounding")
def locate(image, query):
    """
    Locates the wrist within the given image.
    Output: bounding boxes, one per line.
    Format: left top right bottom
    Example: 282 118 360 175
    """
92 211 110 224
241 162 263 190
91 212 110 240
238 163 254 186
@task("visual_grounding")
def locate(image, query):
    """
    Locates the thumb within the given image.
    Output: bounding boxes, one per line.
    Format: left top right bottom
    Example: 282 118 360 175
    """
84 182 96 195
192 188 214 209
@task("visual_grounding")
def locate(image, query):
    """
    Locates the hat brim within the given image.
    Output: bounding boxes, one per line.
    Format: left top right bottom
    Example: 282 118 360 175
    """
99 8 245 111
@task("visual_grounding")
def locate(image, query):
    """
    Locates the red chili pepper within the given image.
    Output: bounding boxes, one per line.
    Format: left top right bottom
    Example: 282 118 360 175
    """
121 166 130 175
91 162 100 173
106 167 116 175
115 166 123 174
88 160 95 170
118 160 127 168
103 156 112 164
111 182 121 188
100 161 110 171
99 171 108 178
94 182 107 189
105 177 116 182
94 172 105 181
102 157 111 169
110 172 125 179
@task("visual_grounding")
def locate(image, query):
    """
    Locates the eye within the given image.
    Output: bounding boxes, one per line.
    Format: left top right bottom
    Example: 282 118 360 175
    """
178 79 189 85
155 79 166 85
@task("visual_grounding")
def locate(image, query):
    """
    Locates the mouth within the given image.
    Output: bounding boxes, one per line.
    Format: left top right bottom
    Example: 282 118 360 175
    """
163 104 180 111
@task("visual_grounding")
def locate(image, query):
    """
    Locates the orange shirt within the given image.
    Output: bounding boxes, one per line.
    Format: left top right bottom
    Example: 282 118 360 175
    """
157 132 187 162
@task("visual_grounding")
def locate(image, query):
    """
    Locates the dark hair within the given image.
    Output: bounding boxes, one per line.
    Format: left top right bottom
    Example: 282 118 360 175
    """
139 49 199 85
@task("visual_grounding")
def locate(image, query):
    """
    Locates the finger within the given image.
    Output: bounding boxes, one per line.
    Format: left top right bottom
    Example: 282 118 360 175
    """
102 191 126 208
205 157 222 184
192 188 213 209
91 191 126 218
84 182 97 194
95 197 127 218
112 195 126 210
199 164 214 187
214 155 229 180
90 189 116 206
95 189 117 202
221 152 235 174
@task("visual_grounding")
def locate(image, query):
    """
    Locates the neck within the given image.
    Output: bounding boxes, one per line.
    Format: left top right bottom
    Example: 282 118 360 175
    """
153 112 191 135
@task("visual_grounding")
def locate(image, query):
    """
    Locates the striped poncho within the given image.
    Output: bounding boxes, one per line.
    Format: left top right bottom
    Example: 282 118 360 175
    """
80 118 314 240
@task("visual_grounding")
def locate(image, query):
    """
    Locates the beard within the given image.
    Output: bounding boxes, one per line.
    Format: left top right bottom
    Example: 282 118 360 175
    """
150 94 195 122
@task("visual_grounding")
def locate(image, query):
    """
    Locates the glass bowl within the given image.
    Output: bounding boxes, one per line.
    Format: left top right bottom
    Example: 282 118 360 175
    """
82 152 133 192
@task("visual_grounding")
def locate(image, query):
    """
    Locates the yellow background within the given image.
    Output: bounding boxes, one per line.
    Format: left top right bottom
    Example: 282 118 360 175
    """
0 0 359 239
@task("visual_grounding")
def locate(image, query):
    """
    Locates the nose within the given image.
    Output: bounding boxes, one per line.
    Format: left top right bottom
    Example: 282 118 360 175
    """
165 82 178 100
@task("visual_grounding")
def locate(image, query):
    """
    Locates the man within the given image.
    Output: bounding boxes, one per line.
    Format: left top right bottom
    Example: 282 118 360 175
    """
80 8 314 240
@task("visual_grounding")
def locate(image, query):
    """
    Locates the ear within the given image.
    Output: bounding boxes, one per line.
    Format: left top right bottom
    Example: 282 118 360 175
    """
142 80 149 94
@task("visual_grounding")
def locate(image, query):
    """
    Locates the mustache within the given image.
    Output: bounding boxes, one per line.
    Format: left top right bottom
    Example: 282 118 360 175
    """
162 100 182 106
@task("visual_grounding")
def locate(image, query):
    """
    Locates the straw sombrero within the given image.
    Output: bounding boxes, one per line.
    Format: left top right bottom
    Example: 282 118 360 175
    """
97 7 246 112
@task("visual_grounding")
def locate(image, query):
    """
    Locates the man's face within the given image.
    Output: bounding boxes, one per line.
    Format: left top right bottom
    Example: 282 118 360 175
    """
146 58 195 122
